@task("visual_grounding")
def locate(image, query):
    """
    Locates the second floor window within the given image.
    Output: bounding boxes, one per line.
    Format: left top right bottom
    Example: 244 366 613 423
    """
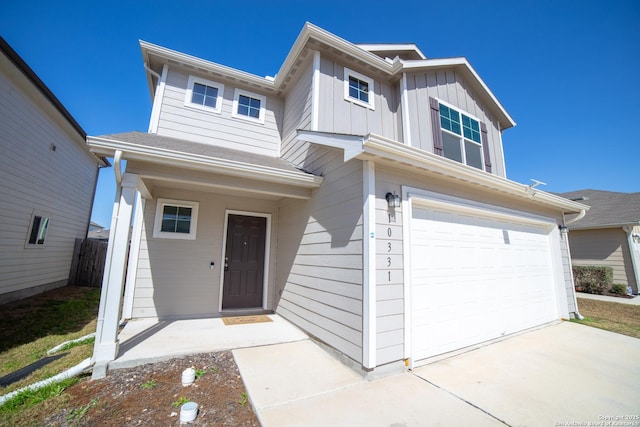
185 76 224 114
439 104 483 170
232 88 266 123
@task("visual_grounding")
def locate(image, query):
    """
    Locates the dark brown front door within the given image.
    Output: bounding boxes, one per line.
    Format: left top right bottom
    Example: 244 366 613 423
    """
222 214 267 309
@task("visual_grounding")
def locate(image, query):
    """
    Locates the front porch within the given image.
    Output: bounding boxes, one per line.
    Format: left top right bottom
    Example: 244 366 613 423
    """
110 314 309 369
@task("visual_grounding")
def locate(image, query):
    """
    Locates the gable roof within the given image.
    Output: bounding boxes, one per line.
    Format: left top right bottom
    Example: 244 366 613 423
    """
557 189 640 229
140 22 515 130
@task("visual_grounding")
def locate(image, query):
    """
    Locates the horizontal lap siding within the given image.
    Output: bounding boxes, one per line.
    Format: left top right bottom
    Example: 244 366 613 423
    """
281 61 313 149
317 57 399 140
132 188 278 319
405 70 506 178
0 58 98 297
156 69 282 156
569 228 635 288
277 146 364 363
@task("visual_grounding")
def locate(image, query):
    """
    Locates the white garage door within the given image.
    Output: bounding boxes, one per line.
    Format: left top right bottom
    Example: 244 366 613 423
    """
410 201 558 361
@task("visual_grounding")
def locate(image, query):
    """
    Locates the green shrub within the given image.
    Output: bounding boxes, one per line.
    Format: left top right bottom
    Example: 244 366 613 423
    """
610 284 628 295
573 266 613 295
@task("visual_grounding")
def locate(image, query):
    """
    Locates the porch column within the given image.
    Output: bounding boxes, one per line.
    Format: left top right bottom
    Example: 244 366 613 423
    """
121 192 146 322
92 173 139 378
623 226 640 293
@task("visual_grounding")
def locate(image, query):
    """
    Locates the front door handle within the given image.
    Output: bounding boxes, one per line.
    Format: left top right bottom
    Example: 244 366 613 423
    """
224 263 229 271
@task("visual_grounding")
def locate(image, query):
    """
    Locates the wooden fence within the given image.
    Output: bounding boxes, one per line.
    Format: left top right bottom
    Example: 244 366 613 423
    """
69 238 108 287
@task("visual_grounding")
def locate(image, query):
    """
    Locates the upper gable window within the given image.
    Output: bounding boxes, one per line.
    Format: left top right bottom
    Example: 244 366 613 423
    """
343 67 375 110
185 76 224 114
232 88 266 124
439 103 483 170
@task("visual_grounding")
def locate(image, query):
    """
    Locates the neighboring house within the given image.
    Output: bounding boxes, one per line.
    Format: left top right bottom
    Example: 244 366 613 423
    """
88 222 110 240
88 23 588 377
0 37 107 304
558 189 640 294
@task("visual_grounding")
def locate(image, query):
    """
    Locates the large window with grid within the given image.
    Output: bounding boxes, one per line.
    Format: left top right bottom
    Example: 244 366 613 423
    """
439 103 484 170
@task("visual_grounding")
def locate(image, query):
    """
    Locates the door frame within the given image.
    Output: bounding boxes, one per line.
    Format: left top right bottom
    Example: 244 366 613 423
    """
218 209 271 312
401 186 561 368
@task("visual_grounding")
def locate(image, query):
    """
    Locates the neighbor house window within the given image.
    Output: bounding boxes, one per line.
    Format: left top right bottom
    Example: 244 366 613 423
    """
232 88 266 123
343 67 375 109
439 103 484 170
27 214 49 246
185 76 224 113
153 199 199 240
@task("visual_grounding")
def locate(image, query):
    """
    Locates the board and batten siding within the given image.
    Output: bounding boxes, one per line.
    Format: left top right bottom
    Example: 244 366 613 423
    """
276 144 364 363
0 54 98 302
154 68 282 157
281 57 314 149
317 57 400 140
132 187 279 319
569 228 637 290
404 70 506 178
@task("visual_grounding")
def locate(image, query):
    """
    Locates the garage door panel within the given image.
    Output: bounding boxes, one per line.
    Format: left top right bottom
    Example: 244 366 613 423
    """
410 204 558 361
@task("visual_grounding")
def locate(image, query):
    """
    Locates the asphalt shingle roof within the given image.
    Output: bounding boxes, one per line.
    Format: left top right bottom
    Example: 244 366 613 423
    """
98 131 310 175
557 189 640 229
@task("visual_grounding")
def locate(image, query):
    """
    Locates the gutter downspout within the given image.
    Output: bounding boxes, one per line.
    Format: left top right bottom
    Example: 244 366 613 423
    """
562 210 587 320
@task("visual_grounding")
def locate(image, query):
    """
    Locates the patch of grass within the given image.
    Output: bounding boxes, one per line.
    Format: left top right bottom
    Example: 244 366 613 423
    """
51 336 95 354
573 298 640 338
238 392 248 406
0 376 80 416
140 379 157 389
172 396 190 407
0 287 99 396
66 398 99 423
194 368 207 379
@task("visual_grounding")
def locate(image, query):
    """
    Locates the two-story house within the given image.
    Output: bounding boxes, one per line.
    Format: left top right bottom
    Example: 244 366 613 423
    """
88 23 588 377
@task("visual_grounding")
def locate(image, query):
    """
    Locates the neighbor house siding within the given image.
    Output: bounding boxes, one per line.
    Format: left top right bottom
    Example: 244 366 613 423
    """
0 53 98 302
570 228 637 290
404 70 506 177
317 57 399 140
276 144 364 363
132 187 279 319
154 67 282 156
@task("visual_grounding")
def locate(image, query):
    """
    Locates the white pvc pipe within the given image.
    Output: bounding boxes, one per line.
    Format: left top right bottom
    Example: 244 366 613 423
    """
0 358 93 406
46 333 95 355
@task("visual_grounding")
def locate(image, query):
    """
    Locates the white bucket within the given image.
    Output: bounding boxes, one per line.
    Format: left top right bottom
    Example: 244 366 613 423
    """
181 368 196 386
180 401 198 423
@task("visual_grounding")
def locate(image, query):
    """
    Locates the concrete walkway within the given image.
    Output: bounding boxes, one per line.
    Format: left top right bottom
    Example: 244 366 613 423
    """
233 322 640 426
577 292 640 305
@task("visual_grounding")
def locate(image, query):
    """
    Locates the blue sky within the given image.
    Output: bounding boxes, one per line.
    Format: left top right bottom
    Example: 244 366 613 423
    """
2 0 638 227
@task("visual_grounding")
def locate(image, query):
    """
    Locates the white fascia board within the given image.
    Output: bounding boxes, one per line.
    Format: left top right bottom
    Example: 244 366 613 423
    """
274 22 395 88
87 136 322 188
356 43 427 60
362 134 589 214
296 130 365 162
401 58 516 129
139 40 276 92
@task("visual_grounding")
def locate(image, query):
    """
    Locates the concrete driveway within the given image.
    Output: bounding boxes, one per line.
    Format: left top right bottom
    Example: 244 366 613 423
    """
233 322 640 426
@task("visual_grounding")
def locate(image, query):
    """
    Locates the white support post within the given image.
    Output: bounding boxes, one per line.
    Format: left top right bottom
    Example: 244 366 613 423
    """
362 160 376 369
92 173 139 378
121 193 145 322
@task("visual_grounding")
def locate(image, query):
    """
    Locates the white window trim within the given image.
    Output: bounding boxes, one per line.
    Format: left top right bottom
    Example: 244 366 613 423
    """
232 88 266 124
343 67 375 110
184 75 224 114
152 198 199 240
437 99 484 169
25 211 50 248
